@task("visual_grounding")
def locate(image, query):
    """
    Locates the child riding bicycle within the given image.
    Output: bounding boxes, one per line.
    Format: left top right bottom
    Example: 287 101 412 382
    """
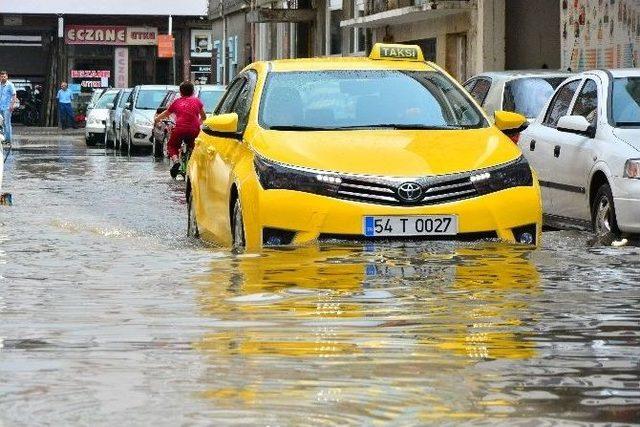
154 81 206 178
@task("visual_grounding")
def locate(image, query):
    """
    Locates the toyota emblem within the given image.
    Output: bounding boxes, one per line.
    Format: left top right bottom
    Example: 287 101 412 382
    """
397 182 423 203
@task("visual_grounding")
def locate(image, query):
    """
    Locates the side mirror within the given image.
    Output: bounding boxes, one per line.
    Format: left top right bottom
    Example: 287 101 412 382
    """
107 103 115 109
203 113 239 134
557 115 596 138
87 103 94 110
125 102 132 110
494 110 527 131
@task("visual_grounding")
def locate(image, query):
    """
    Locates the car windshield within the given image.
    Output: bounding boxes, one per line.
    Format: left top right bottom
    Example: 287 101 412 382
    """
503 77 567 118
199 90 224 113
259 70 487 130
135 89 169 110
118 90 131 107
95 91 118 109
612 77 640 127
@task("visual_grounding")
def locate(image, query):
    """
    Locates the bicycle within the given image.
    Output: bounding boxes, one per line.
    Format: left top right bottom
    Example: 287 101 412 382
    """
172 140 193 180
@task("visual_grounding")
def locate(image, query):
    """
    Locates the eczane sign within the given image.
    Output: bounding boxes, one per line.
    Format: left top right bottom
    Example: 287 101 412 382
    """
65 25 158 46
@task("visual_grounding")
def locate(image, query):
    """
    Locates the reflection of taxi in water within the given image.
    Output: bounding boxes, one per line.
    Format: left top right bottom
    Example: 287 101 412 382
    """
186 43 543 250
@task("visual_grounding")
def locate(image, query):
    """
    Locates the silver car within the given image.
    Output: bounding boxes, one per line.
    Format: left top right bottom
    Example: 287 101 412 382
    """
195 84 226 115
463 71 573 121
106 88 131 150
121 85 177 154
85 88 120 146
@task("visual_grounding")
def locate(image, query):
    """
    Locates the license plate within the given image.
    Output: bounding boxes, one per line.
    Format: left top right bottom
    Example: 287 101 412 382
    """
363 215 458 237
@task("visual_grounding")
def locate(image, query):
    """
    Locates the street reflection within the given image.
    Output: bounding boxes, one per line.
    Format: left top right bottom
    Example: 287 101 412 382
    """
193 243 540 421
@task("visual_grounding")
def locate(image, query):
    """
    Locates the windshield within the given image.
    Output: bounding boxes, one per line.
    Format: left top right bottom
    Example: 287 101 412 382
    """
199 90 224 113
503 77 567 118
612 77 640 127
95 91 118 109
118 90 131 107
259 70 487 130
135 89 169 110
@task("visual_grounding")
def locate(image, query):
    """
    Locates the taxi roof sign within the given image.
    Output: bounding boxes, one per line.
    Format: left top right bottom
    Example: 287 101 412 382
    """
369 43 424 62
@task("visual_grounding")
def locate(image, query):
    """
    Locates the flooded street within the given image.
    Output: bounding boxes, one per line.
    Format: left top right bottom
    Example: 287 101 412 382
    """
1 137 640 425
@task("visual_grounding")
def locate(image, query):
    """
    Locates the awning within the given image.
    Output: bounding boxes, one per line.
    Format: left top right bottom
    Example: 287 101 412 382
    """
340 1 471 29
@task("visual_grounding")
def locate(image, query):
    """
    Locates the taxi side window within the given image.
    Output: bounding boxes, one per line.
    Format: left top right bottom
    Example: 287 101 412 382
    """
571 79 598 126
216 79 245 115
543 79 580 127
231 72 257 133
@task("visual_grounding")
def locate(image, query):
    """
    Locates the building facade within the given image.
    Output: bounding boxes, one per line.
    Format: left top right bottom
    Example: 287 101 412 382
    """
0 0 209 125
209 0 640 87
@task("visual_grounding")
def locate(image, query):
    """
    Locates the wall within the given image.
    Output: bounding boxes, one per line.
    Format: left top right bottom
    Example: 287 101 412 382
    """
0 0 208 16
506 0 561 69
561 0 640 70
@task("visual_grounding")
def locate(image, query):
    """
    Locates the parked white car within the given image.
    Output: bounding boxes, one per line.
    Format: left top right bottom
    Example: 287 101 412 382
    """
519 69 640 238
106 88 131 149
464 71 572 141
121 85 177 155
85 88 120 146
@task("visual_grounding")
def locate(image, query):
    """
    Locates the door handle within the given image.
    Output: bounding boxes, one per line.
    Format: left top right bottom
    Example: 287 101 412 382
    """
554 145 561 158
529 140 536 151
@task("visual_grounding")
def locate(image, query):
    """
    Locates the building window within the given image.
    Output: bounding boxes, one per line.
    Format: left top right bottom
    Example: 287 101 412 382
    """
353 0 365 54
326 0 343 55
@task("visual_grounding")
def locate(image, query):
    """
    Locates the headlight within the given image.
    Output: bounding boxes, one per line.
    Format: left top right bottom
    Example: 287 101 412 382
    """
470 156 533 195
134 116 152 126
254 154 342 196
623 159 640 179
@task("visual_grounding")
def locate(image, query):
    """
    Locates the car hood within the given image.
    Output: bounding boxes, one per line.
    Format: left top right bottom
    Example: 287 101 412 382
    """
250 127 522 177
613 128 640 153
134 110 156 121
87 108 109 120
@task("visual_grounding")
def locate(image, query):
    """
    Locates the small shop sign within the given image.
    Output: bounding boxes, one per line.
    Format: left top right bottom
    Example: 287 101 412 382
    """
157 35 175 58
71 70 111 79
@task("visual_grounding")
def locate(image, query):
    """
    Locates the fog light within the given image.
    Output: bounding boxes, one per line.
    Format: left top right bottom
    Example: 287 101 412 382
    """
518 232 534 245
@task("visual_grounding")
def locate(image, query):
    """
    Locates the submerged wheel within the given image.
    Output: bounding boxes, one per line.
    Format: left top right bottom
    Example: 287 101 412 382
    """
232 198 245 249
591 183 620 238
187 189 199 239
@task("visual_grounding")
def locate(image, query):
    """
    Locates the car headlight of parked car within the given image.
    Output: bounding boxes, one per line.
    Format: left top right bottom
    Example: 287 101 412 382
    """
623 159 640 179
254 154 341 196
470 156 534 195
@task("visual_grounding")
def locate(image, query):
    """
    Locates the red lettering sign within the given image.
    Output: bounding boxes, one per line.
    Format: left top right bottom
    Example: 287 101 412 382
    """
66 25 127 45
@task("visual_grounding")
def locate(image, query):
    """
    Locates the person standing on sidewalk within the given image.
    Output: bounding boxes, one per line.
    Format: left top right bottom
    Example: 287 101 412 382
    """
0 71 16 143
56 82 76 129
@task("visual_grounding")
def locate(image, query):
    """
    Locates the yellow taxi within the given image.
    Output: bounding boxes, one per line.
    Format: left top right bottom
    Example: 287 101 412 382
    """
186 43 542 250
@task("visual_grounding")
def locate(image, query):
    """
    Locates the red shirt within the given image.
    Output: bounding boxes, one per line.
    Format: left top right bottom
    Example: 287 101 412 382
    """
168 96 204 131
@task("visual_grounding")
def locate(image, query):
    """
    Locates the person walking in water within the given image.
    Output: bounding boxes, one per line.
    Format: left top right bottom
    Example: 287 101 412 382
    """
0 71 16 143
56 82 76 129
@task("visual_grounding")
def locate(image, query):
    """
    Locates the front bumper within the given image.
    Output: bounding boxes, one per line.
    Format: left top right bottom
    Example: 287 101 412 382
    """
245 184 542 248
85 123 105 139
613 176 640 233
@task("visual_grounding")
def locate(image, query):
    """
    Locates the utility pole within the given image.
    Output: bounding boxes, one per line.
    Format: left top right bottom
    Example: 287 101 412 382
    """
169 15 176 85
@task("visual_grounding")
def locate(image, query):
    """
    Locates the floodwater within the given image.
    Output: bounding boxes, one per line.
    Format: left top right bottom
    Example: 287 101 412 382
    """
1 138 639 425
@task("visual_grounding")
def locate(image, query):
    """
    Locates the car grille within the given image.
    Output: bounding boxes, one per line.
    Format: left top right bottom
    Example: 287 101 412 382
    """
336 174 479 206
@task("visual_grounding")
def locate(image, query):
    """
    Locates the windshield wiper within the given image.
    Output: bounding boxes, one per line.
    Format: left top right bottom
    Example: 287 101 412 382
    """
268 125 338 131
336 124 464 130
